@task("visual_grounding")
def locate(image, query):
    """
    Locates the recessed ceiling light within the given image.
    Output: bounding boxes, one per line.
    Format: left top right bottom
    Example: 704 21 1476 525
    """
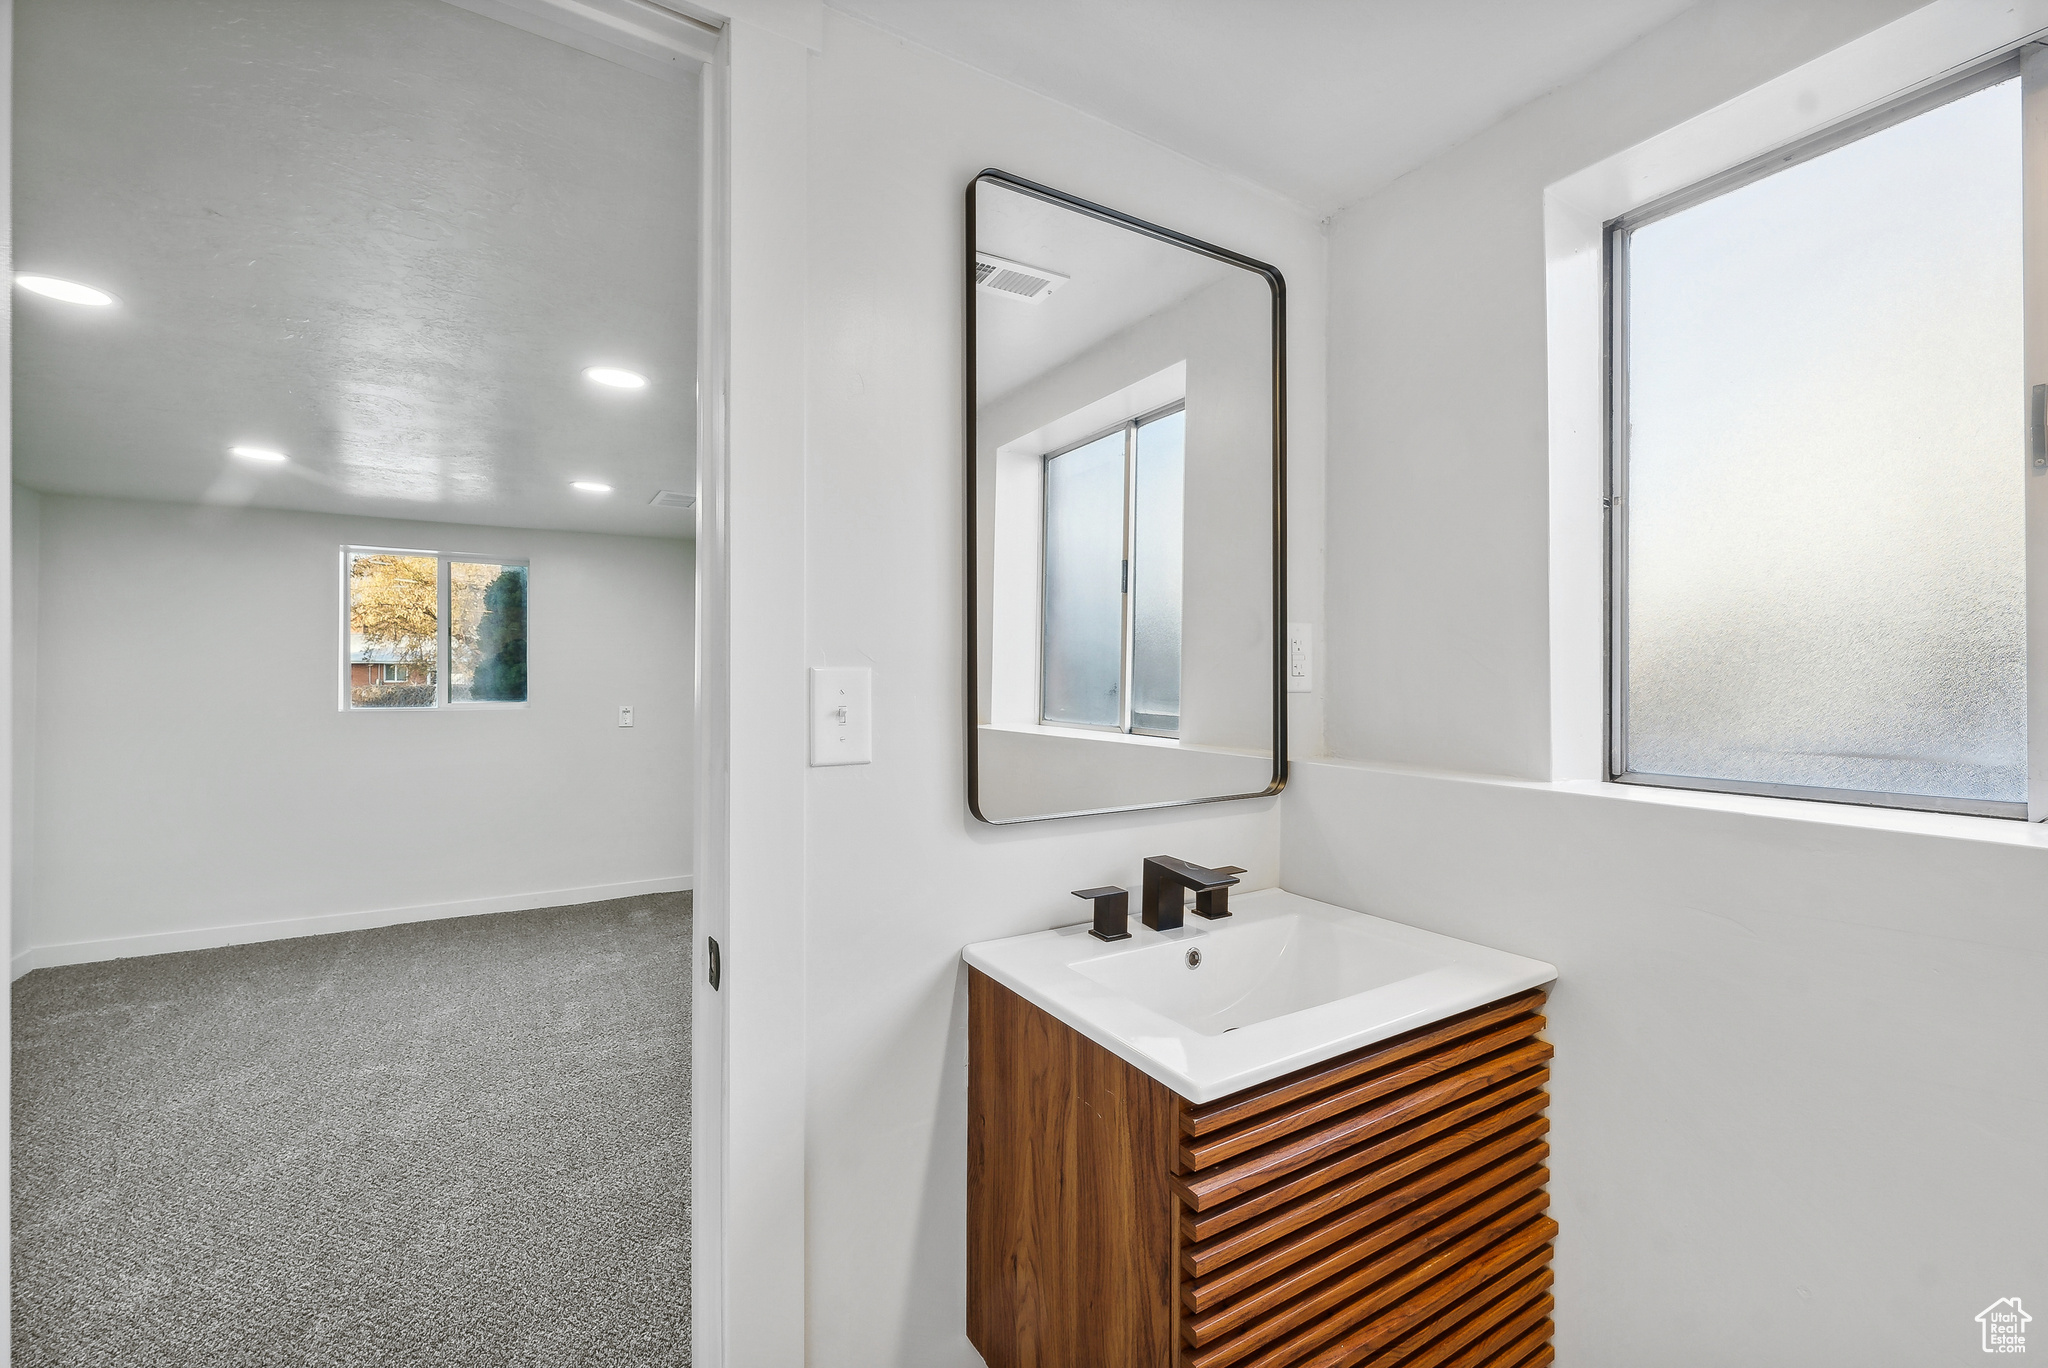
583 367 647 389
16 275 115 307
230 446 288 463
571 480 614 493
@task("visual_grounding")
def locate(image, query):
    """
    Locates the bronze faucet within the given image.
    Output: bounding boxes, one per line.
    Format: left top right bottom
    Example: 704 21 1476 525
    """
1140 856 1244 932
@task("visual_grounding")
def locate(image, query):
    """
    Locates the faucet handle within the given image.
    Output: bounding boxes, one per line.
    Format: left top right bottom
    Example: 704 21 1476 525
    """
1072 886 1131 943
1193 867 1246 922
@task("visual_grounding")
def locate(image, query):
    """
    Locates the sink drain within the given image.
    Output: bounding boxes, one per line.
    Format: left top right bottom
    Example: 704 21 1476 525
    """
1185 948 1202 969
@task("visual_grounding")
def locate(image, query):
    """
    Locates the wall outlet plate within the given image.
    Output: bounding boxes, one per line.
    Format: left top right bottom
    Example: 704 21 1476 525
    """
810 666 872 766
1287 623 1313 694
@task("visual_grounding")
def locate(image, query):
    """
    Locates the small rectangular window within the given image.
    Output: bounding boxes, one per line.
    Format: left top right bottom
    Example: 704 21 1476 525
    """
450 561 529 703
347 550 439 709
1040 403 1185 736
344 548 527 710
1610 60 2026 817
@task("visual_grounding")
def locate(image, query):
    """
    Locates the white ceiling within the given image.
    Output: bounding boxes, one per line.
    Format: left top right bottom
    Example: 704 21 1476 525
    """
831 0 1703 215
14 0 700 538
976 180 1239 403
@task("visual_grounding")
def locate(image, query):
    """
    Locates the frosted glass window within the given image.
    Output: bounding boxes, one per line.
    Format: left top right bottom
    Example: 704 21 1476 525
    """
1131 409 1185 733
1618 75 2024 808
1042 431 1127 727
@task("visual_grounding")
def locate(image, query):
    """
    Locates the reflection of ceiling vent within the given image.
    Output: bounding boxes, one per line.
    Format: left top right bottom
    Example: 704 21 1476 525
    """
649 490 697 509
974 252 1068 302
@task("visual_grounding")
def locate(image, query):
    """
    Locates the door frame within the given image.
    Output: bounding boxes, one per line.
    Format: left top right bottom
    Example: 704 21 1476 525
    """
2 1 821 1360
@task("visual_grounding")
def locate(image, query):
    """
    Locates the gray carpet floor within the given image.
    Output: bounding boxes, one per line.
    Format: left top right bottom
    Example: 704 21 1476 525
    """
11 892 691 1368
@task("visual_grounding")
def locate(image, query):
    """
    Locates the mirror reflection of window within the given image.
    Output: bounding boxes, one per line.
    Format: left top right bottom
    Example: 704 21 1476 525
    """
1041 430 1126 728
1040 403 1185 735
1131 408 1185 735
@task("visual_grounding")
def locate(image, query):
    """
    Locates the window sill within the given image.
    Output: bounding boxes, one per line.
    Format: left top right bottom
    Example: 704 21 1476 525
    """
343 703 531 714
1556 775 2048 847
985 721 1181 750
1297 757 2048 850
980 722 1267 759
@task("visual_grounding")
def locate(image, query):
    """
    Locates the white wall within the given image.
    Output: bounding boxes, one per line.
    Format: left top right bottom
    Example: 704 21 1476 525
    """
13 492 694 969
1305 1 2045 1363
975 725 1269 815
1285 763 2048 1364
11 487 35 951
1323 0 1928 776
799 12 1324 1364
702 14 818 1365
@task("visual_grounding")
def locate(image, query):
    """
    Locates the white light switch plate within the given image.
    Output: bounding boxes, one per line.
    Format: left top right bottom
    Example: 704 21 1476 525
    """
619 704 634 727
1287 623 1313 694
809 667 872 766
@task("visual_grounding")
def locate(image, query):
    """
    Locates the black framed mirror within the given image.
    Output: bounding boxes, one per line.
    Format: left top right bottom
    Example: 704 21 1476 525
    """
966 170 1286 824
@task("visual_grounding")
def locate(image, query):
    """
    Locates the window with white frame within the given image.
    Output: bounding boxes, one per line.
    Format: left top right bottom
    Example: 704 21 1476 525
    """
1607 56 2035 818
344 547 529 710
1041 403 1184 735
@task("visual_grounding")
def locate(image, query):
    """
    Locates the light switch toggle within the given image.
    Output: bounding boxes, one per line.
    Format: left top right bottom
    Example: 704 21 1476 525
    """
810 667 872 766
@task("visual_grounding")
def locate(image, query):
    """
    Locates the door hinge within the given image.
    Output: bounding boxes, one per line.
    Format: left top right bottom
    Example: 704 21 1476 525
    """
2032 384 2046 473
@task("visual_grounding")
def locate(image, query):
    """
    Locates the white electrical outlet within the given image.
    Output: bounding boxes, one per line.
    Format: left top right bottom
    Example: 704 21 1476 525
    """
619 705 634 727
1287 623 1313 694
809 667 872 766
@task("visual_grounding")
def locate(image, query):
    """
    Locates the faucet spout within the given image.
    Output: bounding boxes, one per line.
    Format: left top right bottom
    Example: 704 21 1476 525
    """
1140 856 1242 932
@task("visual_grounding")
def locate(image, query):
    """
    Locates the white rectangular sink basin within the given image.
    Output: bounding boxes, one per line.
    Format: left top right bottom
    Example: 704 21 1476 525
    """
962 888 1556 1103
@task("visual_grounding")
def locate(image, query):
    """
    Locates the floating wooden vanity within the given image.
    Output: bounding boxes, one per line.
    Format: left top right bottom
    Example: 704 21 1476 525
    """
967 972 1555 1368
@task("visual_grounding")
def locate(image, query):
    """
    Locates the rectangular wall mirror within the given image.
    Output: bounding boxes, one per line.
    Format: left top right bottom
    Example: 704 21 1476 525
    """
967 170 1286 824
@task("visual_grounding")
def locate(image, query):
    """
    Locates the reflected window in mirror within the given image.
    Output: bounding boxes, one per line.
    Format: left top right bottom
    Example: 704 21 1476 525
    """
1041 403 1184 735
969 171 1284 823
1131 408 1186 734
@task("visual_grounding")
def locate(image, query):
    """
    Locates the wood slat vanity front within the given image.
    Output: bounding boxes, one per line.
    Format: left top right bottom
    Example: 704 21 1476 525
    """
967 972 1554 1368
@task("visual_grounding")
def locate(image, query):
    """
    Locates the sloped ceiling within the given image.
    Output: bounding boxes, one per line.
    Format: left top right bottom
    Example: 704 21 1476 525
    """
831 0 1702 215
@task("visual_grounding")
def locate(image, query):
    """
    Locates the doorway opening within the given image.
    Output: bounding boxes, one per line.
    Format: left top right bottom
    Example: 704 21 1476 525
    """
8 1 723 1361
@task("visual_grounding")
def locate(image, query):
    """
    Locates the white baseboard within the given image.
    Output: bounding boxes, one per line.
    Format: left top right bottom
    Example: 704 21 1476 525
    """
9 875 694 979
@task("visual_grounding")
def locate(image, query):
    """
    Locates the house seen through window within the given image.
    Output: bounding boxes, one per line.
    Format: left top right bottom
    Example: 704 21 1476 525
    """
346 548 529 709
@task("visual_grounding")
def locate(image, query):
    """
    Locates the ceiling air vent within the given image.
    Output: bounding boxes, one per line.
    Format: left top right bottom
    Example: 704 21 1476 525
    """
649 490 696 509
974 252 1068 303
